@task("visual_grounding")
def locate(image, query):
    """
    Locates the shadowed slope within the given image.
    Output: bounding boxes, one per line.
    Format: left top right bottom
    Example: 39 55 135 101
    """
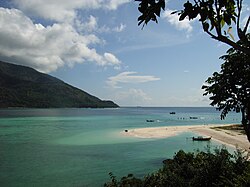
0 61 118 108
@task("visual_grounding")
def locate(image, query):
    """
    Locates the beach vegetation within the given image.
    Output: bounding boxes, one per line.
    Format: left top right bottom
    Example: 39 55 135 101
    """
104 147 250 187
136 0 250 55
212 124 246 135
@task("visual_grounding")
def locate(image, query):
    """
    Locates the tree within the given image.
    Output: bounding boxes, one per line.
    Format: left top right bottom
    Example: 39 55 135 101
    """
136 0 250 55
104 148 250 186
135 0 250 141
202 35 250 141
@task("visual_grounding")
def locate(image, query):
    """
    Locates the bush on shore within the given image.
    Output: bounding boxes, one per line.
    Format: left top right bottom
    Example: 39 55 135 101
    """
104 147 250 187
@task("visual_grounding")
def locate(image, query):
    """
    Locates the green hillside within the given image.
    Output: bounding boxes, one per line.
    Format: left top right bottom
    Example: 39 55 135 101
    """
0 61 118 108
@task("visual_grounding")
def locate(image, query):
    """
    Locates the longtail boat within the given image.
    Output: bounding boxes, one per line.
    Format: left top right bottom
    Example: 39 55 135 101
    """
192 136 212 141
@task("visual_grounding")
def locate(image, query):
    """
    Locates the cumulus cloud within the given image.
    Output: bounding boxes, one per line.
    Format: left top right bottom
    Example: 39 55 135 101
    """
104 53 121 65
75 15 98 33
0 8 121 72
107 71 160 88
105 0 131 10
13 0 80 22
0 0 129 72
162 9 193 33
75 16 126 34
12 0 131 22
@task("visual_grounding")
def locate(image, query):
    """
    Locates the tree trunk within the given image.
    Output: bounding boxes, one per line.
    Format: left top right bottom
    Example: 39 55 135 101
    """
243 103 250 142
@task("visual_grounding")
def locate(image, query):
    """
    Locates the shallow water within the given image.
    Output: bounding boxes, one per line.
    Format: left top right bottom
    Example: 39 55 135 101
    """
0 107 241 186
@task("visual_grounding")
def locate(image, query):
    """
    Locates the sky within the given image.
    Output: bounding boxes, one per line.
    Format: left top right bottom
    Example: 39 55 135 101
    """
0 0 249 107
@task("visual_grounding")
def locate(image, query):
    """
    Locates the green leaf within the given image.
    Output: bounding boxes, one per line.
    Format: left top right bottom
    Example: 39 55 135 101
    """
155 6 161 17
137 15 144 21
224 13 231 25
227 27 235 41
160 0 165 10
138 20 144 26
171 10 179 15
199 9 208 22
138 7 143 13
210 23 215 31
220 18 225 28
202 22 209 32
184 1 193 10
179 12 187 21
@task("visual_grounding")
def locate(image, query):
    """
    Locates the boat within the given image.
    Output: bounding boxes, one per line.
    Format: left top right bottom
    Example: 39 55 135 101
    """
170 112 176 114
146 119 155 122
190 117 198 119
192 136 212 141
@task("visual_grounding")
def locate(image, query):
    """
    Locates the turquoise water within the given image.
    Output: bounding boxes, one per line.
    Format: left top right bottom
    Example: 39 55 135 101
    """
0 107 241 186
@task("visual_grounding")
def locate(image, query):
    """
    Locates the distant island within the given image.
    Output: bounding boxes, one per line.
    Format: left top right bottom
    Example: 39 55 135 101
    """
0 61 119 108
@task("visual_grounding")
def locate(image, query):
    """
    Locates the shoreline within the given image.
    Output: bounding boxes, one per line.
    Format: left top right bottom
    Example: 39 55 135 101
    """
122 124 250 151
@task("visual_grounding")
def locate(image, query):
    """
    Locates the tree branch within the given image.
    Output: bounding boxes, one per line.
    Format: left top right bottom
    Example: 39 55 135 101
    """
243 16 250 34
205 29 250 55
205 30 218 39
236 0 242 35
217 36 250 55
215 0 222 36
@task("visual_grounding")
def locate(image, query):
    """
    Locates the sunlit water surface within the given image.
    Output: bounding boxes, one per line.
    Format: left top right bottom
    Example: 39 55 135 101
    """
0 107 241 186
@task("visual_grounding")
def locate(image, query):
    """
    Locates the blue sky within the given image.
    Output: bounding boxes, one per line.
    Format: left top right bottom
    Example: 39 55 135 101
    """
0 0 249 106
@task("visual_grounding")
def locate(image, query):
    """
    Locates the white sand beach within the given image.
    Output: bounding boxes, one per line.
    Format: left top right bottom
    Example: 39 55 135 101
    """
122 124 250 151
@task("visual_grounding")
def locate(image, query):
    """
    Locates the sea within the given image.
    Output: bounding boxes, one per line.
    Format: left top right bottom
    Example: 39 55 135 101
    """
0 107 241 187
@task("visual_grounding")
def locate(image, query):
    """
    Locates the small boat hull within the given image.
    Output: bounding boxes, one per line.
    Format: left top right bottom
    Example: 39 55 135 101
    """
192 136 211 141
190 117 198 119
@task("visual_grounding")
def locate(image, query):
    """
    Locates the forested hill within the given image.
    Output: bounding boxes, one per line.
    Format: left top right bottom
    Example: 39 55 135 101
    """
0 61 119 108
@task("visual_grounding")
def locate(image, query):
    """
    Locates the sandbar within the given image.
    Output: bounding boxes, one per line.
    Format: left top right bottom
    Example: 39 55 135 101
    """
122 124 250 151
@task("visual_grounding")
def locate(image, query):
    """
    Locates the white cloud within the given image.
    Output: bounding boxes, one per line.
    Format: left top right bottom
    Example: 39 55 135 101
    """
75 16 126 34
0 8 121 73
153 88 210 107
105 0 131 10
113 23 126 32
107 71 160 88
104 53 121 65
13 0 80 22
162 9 193 33
12 0 131 22
98 24 127 33
75 15 98 33
114 88 152 106
0 1 129 72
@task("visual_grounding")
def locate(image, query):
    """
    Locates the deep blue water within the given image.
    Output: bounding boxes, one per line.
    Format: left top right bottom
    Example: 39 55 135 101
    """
0 107 241 186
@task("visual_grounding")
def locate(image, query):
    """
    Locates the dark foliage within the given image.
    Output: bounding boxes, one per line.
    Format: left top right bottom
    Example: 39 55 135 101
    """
0 61 119 108
137 0 165 28
104 147 250 187
202 34 250 141
135 0 250 140
135 0 250 55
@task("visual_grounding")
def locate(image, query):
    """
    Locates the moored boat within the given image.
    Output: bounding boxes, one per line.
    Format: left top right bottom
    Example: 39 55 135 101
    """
190 117 198 119
192 136 212 141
